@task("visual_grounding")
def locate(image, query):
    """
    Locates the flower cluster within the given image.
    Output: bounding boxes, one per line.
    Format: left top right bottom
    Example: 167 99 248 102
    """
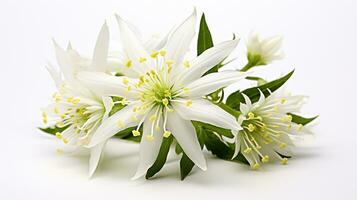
40 9 317 180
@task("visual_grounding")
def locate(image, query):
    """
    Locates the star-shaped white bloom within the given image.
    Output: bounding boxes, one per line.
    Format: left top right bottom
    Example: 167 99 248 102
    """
227 89 311 169
246 32 284 65
78 10 247 179
42 23 113 177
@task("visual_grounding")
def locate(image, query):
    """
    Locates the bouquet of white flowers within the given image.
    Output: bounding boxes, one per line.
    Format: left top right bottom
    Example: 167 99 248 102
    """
39 9 317 180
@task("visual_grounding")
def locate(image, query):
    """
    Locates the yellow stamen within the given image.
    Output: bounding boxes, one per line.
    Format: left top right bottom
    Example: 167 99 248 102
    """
116 119 125 129
138 57 147 63
183 60 190 68
123 78 129 85
55 132 62 139
165 60 174 66
150 51 159 58
281 158 288 165
252 163 261 170
146 134 155 141
248 112 255 120
280 98 286 104
261 155 269 163
132 130 141 136
125 59 132 68
62 138 69 144
162 98 169 106
185 100 192 106
183 88 190 94
159 50 166 56
163 130 171 138
71 98 80 104
248 124 256 132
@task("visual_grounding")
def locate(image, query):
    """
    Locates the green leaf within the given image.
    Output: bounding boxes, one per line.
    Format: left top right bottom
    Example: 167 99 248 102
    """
197 13 219 76
146 135 173 179
205 130 249 165
192 121 233 138
197 13 213 56
289 113 318 125
245 76 267 86
39 125 69 135
115 126 142 143
180 125 206 180
175 141 183 155
226 70 294 110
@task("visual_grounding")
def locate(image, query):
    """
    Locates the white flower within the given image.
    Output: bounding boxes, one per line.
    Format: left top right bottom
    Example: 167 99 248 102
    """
246 32 284 65
42 23 112 177
228 89 310 169
78 10 247 179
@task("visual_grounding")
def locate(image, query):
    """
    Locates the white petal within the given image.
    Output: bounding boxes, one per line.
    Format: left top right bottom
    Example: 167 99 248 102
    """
132 119 163 180
88 104 139 147
90 22 109 72
115 15 152 74
167 111 206 170
164 9 196 67
184 71 248 98
232 136 241 159
178 39 240 84
174 99 241 130
102 96 113 120
53 39 74 83
88 141 106 177
144 32 170 52
45 62 62 89
77 71 138 99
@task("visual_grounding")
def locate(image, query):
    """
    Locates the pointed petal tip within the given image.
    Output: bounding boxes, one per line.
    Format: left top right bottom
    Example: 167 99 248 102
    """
131 172 144 180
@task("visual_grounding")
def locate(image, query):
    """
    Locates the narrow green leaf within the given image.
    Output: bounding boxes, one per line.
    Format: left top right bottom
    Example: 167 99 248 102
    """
245 76 268 86
192 121 233 138
226 70 294 110
180 125 206 180
39 125 69 135
116 126 142 143
289 113 318 125
146 135 173 179
205 130 249 165
197 13 213 56
175 142 183 155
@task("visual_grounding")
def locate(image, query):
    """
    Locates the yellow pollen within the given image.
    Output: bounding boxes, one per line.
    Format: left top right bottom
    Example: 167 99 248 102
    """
133 106 138 113
150 51 159 58
55 132 62 139
185 100 193 106
138 57 147 63
163 130 171 138
183 60 190 68
248 112 255 119
116 119 125 129
149 115 157 122
67 97 73 103
125 59 132 68
162 98 169 106
280 98 286 104
165 60 174 66
71 98 80 104
123 78 129 85
42 118 48 124
274 105 279 110
62 138 69 144
164 90 171 97
132 130 141 136
127 86 132 91
131 115 138 122
159 50 166 56
279 143 287 149
243 148 252 154
297 124 303 132
248 124 256 132
183 88 190 94
252 163 261 170
155 125 161 131
42 112 47 118
262 155 270 163
53 106 59 114
146 134 155 141
281 158 288 165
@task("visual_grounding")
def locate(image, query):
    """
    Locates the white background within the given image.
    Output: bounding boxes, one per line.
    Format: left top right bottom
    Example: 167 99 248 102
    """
1 0 356 199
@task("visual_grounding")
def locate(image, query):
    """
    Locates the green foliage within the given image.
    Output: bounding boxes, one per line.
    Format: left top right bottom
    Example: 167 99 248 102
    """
245 76 268 86
38 125 69 135
289 113 318 125
180 125 206 180
146 135 173 179
226 70 294 110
